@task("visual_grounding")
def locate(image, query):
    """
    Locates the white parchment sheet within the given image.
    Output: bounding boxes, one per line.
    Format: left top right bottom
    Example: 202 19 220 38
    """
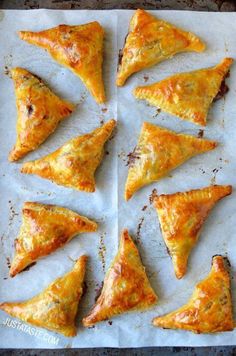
0 9 236 348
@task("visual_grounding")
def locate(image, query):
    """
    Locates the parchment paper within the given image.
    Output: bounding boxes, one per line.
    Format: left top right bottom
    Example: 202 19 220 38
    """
0 9 236 348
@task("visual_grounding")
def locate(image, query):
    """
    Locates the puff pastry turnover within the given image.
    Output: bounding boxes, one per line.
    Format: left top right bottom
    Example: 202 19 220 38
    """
125 122 217 200
154 185 232 279
1 256 87 337
82 229 157 326
21 119 116 192
10 202 97 277
19 22 105 103
152 255 234 333
116 9 205 86
9 67 74 161
133 58 233 126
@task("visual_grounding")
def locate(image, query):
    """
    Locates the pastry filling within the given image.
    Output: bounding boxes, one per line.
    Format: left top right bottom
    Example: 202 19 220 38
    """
213 71 230 102
117 32 129 70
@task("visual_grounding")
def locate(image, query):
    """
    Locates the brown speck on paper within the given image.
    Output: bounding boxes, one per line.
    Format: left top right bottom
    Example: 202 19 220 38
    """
143 75 149 82
149 188 158 204
6 257 11 269
211 166 222 185
8 201 19 228
126 147 140 167
4 66 10 76
118 150 126 162
77 92 87 105
199 168 206 174
153 108 161 119
98 234 106 273
101 108 108 113
108 320 113 325
198 129 204 138
136 217 144 243
142 205 148 211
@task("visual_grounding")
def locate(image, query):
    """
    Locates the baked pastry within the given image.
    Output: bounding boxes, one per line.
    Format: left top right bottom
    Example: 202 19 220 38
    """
154 185 232 279
82 229 157 326
133 58 233 126
116 9 205 86
10 202 97 277
9 67 74 161
0 256 87 337
21 119 116 192
19 22 105 103
125 122 217 200
152 255 234 333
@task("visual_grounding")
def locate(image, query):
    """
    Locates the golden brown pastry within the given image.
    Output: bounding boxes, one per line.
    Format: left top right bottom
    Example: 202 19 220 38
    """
133 58 233 126
21 119 116 192
116 9 205 86
10 202 97 277
9 67 74 161
0 256 87 337
82 229 157 326
154 185 232 279
19 22 105 103
152 255 234 333
125 122 217 200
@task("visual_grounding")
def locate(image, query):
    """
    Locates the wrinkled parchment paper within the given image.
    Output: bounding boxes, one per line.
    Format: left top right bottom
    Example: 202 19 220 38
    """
0 9 236 348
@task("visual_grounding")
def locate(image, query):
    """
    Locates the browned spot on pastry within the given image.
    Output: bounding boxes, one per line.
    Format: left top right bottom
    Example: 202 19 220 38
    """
27 104 34 116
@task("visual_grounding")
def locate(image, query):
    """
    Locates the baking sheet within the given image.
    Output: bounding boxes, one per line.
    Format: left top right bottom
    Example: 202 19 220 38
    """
0 9 236 348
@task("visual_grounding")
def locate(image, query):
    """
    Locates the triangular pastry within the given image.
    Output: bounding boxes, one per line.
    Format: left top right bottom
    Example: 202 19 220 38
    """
125 122 217 200
133 58 233 126
82 229 157 326
154 185 232 279
116 9 205 86
21 119 116 192
19 22 105 104
10 202 97 277
9 67 74 161
152 255 234 333
0 256 87 337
